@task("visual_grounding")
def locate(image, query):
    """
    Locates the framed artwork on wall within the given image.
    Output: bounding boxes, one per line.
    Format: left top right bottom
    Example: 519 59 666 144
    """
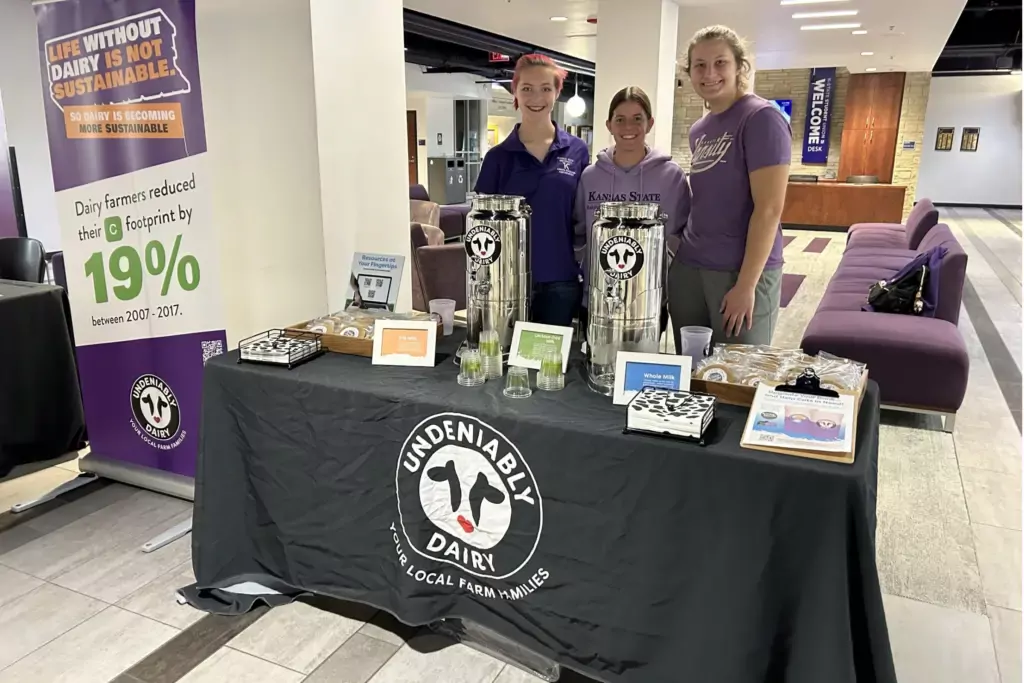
935 127 955 151
960 127 980 152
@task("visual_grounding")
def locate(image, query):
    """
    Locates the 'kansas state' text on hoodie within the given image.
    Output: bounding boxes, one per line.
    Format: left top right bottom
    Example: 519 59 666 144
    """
573 147 691 305
475 125 591 284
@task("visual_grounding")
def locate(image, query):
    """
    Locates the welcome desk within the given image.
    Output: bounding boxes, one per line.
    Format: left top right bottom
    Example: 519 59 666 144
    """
782 181 906 230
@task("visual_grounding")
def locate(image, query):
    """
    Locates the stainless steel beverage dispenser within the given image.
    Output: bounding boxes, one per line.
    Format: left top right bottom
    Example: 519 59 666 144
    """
586 201 665 395
464 194 531 354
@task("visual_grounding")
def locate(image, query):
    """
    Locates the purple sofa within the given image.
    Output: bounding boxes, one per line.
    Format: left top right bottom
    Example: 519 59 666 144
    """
846 197 940 250
410 184 470 242
801 220 969 432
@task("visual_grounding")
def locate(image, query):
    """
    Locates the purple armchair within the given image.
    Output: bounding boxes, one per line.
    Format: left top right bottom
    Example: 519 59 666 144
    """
410 184 470 242
410 222 466 313
801 223 969 431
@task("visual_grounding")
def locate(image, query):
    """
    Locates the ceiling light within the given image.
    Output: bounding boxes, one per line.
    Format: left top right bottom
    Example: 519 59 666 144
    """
792 10 858 18
861 51 874 56
800 22 861 30
865 67 877 72
550 16 568 21
852 30 867 34
781 0 848 4
566 94 586 117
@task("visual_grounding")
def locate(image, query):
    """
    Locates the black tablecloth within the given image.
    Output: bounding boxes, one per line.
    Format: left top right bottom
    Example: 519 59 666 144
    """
185 336 896 683
0 280 86 476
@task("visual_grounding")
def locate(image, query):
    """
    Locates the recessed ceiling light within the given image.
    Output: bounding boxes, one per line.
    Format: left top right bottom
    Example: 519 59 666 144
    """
800 22 861 30
865 67 877 72
792 9 858 18
550 16 568 21
852 30 868 34
781 0 848 4
861 51 874 56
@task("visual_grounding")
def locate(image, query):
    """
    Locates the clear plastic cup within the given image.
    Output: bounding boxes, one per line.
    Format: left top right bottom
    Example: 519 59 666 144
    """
679 326 713 365
457 349 485 387
503 365 532 399
479 330 503 379
536 347 564 392
429 298 456 336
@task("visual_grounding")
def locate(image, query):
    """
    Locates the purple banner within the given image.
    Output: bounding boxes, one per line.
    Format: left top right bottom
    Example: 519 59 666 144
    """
801 67 836 165
35 0 224 479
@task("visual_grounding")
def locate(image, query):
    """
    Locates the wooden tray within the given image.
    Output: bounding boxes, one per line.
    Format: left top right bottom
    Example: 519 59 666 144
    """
285 318 442 358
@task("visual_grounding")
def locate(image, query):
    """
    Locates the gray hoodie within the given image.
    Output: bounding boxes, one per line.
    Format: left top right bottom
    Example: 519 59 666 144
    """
573 146 691 306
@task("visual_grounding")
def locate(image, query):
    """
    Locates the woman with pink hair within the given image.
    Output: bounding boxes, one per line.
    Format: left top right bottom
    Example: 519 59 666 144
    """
474 54 590 327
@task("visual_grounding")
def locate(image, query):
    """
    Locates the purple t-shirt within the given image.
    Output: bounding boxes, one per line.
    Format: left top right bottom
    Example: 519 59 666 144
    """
677 94 792 271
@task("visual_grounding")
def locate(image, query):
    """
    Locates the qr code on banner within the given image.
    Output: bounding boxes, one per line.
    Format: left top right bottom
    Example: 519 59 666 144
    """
201 339 224 365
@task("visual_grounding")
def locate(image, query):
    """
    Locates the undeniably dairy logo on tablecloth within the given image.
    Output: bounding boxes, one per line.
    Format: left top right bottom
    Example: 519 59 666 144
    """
599 235 645 281
465 225 501 266
394 413 548 600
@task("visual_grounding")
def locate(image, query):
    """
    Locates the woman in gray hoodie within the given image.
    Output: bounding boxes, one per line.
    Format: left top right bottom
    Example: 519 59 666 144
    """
573 86 692 340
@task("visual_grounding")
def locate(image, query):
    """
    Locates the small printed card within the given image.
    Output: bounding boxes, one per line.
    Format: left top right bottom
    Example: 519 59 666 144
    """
372 320 437 367
509 322 574 373
741 384 856 454
613 352 692 406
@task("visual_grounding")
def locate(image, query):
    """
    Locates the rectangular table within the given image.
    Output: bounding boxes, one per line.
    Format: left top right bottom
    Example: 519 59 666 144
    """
184 336 896 683
0 280 86 475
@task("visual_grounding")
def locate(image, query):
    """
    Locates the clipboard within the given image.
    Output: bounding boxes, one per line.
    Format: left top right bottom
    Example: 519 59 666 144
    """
741 368 858 464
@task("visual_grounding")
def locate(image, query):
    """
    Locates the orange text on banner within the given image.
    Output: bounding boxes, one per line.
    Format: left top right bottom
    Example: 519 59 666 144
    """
64 103 184 139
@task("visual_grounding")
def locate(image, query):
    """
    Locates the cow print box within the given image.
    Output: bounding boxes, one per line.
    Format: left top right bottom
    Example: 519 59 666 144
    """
625 387 716 442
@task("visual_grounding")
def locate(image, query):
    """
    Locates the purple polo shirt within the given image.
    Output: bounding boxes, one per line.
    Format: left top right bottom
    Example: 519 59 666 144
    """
475 125 590 284
677 94 792 271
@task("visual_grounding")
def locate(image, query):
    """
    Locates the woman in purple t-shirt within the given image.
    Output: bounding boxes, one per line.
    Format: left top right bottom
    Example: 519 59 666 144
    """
669 25 792 351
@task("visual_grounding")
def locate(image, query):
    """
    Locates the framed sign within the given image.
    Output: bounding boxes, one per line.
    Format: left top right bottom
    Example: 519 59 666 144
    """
960 127 980 152
509 321 574 373
613 352 692 406
372 320 437 367
935 127 954 151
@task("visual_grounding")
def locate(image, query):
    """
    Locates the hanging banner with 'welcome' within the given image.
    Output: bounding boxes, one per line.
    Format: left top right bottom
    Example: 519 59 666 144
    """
801 67 836 165
34 0 224 478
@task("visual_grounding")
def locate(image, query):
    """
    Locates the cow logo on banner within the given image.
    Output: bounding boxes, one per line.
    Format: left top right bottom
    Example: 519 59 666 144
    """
465 225 501 266
599 235 645 281
397 413 542 581
129 374 182 447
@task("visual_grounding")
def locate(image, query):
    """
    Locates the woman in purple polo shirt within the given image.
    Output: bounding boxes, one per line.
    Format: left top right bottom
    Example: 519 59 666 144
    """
669 25 792 350
474 54 591 327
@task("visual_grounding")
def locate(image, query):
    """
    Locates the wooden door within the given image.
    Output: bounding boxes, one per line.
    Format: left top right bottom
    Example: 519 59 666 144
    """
844 74 874 131
838 128 867 180
865 128 898 183
867 74 905 130
406 111 418 185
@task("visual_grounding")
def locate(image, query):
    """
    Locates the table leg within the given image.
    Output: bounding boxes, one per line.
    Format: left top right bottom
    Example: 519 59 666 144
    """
10 473 99 513
141 516 192 553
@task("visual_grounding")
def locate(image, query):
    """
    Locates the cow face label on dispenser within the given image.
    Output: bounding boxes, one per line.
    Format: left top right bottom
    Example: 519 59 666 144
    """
465 225 502 267
599 235 645 281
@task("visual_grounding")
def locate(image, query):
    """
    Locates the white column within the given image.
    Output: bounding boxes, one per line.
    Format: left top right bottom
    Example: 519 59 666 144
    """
593 0 679 154
309 0 411 312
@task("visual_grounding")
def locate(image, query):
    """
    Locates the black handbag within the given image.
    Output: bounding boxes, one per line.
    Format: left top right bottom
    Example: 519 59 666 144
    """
866 263 928 315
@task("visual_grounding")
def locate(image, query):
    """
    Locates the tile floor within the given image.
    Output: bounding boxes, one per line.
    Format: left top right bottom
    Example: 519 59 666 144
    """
0 207 1019 683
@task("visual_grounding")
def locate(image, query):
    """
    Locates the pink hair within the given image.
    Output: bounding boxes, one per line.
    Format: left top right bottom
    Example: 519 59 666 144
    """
511 54 567 110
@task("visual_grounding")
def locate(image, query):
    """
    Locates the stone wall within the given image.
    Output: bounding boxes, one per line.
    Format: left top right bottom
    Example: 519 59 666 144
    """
670 68 933 219
892 73 933 219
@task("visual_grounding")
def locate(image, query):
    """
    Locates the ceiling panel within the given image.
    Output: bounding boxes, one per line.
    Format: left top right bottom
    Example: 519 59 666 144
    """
405 0 968 73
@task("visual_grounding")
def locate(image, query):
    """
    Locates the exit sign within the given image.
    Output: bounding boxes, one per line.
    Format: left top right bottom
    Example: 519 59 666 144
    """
489 52 510 63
